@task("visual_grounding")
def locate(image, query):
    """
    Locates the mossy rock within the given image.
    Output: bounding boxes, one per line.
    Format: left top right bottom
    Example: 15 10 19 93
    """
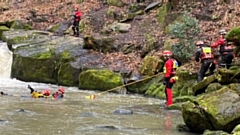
83 35 116 53
192 75 216 95
139 55 164 76
183 87 240 133
166 102 183 110
173 96 196 103
157 3 169 28
107 0 124 7
163 37 174 50
232 124 240 135
226 27 240 46
229 83 240 95
205 83 223 93
0 25 9 40
128 74 164 94
203 130 230 135
47 23 60 33
79 69 123 91
11 54 57 83
10 20 33 30
2 30 36 50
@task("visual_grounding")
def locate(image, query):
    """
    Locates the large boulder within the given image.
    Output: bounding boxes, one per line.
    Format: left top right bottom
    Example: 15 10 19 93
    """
11 32 84 86
79 69 124 92
139 55 164 76
182 87 240 133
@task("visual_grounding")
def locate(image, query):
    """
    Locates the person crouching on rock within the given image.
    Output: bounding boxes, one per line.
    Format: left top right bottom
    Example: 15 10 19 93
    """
162 50 179 107
52 87 65 99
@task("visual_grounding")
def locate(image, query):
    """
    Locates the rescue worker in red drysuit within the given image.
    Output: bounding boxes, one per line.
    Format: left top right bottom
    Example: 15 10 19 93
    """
195 41 216 82
162 50 179 107
210 29 227 68
72 5 82 37
219 41 235 69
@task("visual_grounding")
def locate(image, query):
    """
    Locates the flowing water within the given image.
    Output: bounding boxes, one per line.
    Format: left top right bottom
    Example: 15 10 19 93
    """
0 42 199 135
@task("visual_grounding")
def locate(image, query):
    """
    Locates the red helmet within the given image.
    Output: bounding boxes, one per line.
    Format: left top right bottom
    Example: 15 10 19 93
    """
162 50 172 57
58 87 65 94
43 89 50 96
196 41 204 46
74 4 79 10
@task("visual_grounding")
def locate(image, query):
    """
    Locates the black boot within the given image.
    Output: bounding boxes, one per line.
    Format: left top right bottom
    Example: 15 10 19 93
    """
72 27 76 36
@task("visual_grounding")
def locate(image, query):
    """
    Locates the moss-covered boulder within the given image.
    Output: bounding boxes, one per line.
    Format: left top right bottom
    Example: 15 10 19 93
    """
0 25 9 40
139 55 164 76
182 87 240 133
83 35 117 53
2 30 53 50
229 83 240 95
203 130 230 135
79 69 124 91
47 23 60 33
172 67 197 97
192 75 216 95
107 0 124 7
232 124 240 135
216 68 240 84
157 3 170 28
205 83 223 93
10 31 84 85
226 27 240 46
10 20 33 30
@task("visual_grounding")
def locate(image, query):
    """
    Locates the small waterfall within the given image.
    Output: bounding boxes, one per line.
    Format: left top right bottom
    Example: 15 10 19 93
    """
0 41 13 78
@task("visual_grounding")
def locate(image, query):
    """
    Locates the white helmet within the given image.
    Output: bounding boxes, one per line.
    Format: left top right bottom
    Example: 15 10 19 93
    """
219 29 227 35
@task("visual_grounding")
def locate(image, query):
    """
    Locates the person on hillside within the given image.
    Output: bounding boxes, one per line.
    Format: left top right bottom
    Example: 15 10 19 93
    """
219 41 235 69
195 41 216 82
72 4 82 37
162 50 179 107
210 29 227 68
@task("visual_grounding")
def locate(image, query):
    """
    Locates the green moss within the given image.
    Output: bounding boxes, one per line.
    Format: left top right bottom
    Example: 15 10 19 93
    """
60 51 71 59
48 23 60 33
107 0 124 7
0 25 9 40
157 3 169 27
11 56 56 83
226 27 240 42
32 51 52 59
79 69 123 91
10 20 33 30
139 55 164 75
58 63 80 86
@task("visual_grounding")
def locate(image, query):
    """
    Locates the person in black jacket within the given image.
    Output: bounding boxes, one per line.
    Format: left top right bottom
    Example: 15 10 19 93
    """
219 42 235 69
195 41 216 82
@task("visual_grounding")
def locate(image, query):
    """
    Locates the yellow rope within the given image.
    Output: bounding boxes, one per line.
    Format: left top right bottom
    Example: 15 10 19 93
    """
95 73 164 96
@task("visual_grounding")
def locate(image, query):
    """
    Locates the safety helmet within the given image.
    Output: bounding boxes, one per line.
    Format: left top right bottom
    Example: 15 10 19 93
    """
162 50 172 57
219 29 227 35
43 89 51 96
196 41 204 46
74 4 79 10
58 87 65 94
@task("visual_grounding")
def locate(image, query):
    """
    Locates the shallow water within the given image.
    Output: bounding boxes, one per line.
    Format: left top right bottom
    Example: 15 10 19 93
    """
0 78 199 135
